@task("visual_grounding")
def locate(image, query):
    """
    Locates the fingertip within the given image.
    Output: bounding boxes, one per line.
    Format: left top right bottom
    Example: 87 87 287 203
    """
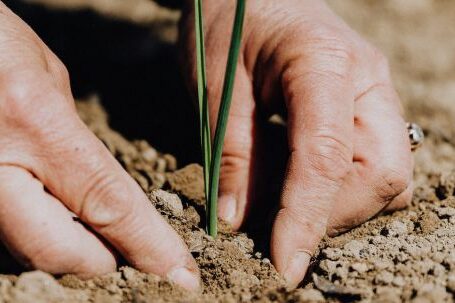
167 257 200 291
282 250 312 288
271 209 324 288
218 195 237 227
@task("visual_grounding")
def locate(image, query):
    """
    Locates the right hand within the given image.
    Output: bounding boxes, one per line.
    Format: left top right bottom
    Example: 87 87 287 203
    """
0 2 199 290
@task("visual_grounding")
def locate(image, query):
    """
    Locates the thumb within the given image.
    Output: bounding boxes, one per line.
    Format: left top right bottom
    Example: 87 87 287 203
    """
29 92 199 290
210 68 256 229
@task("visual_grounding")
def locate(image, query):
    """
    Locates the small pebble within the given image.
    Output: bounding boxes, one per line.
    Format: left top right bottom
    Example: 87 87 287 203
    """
351 262 369 274
388 220 409 237
149 190 184 217
141 148 158 163
375 271 394 285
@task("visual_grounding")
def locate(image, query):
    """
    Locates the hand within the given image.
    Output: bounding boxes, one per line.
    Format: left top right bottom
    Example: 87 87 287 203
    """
0 2 199 290
181 0 413 287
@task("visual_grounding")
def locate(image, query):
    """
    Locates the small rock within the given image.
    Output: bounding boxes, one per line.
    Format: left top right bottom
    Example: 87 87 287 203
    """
120 267 143 283
431 251 446 263
163 154 177 171
388 220 409 236
231 234 254 255
148 172 166 190
322 248 342 261
141 148 158 163
373 259 394 271
187 232 205 253
351 262 369 273
436 171 455 199
319 260 340 275
434 206 455 219
343 240 366 259
370 235 385 245
312 274 362 299
431 263 445 277
392 276 406 287
204 247 218 260
155 158 167 173
334 266 349 281
149 190 184 217
262 258 271 264
11 271 69 302
375 271 394 285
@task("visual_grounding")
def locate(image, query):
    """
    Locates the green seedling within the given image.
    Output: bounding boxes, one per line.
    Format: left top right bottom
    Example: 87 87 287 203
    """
194 0 246 237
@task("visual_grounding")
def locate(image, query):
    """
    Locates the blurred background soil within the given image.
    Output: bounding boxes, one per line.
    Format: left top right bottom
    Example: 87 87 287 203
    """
0 0 454 302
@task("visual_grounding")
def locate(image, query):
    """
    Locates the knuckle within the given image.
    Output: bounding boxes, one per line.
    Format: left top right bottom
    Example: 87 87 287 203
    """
374 166 410 202
277 207 327 239
1 77 37 120
220 138 252 173
220 153 249 175
306 25 356 65
281 27 356 90
0 74 69 131
79 170 134 229
303 133 351 183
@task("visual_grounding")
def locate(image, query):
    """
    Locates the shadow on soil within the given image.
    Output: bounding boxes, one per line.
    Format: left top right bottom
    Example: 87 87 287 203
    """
5 0 200 166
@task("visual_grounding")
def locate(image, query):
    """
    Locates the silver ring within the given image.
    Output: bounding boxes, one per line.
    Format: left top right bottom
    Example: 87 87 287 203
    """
407 122 424 151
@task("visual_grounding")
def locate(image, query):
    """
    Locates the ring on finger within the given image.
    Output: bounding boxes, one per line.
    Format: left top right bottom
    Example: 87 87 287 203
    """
407 122 424 151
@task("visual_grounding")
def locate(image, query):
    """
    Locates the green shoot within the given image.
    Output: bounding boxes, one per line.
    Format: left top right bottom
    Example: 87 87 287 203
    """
207 0 246 237
194 0 246 237
194 0 211 202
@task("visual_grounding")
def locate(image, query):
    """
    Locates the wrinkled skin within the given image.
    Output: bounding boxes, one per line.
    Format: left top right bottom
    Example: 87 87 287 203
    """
180 0 413 287
0 2 199 291
0 0 412 290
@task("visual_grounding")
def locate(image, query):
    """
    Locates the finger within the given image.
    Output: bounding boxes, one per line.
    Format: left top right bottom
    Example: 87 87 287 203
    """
25 93 199 290
0 165 116 278
271 49 355 287
327 85 412 234
383 181 413 212
210 68 256 229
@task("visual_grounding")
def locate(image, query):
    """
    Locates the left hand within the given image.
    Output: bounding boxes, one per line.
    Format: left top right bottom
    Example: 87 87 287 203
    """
180 0 413 287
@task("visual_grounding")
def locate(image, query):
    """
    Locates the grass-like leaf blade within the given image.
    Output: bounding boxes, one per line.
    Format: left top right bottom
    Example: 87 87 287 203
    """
207 0 246 237
194 0 211 204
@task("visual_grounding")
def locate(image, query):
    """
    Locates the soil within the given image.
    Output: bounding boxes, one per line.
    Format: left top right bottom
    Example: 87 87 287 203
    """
0 0 454 302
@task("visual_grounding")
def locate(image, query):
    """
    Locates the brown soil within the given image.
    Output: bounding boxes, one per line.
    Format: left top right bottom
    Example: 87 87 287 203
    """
0 0 454 302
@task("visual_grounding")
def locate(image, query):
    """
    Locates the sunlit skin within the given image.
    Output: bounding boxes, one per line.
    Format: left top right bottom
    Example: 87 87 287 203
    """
181 0 413 287
0 0 412 290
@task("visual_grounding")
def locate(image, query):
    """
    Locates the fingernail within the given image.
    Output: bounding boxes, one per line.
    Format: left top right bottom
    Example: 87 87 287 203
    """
218 195 236 223
167 266 200 291
283 251 312 288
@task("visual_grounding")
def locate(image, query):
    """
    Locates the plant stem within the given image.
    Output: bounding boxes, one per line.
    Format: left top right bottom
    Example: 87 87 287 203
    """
194 0 211 203
207 0 246 237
